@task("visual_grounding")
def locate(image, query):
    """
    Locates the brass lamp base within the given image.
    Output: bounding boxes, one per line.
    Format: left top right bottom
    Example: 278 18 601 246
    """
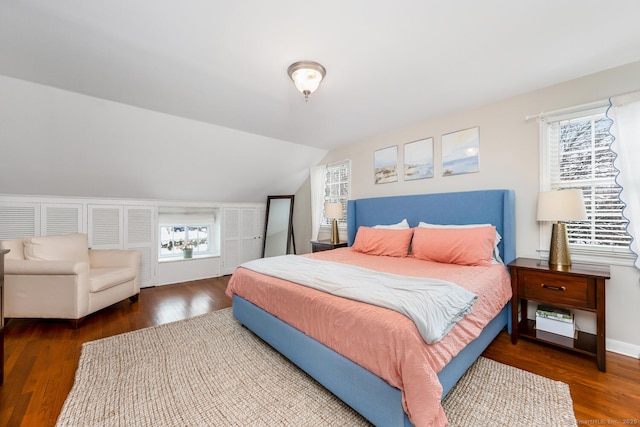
330 218 340 244
549 222 572 269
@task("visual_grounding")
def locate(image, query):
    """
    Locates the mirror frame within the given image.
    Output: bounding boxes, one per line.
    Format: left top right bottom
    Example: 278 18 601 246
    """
262 195 296 257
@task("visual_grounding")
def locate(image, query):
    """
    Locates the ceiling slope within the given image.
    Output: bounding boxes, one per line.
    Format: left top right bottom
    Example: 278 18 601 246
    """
0 75 326 202
2 1 640 150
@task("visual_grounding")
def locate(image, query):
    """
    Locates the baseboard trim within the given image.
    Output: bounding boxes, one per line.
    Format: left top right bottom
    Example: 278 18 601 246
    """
607 338 640 359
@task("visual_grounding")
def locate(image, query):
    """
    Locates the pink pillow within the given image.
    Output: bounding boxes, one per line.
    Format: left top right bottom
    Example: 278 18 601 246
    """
411 226 495 266
352 226 414 257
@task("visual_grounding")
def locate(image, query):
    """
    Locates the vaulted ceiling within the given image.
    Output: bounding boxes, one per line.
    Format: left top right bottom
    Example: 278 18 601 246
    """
3 1 640 151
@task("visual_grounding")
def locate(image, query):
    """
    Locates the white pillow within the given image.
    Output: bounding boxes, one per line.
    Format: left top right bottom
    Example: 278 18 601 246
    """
373 219 410 229
417 222 503 264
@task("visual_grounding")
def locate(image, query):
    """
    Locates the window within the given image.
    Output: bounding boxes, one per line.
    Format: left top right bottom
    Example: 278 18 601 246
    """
159 225 211 258
322 160 351 227
543 106 631 258
157 208 218 260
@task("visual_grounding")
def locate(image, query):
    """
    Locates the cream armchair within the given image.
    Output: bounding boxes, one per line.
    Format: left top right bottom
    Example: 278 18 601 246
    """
0 233 141 327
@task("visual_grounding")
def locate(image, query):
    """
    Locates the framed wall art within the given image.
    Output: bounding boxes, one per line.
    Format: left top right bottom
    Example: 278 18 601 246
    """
403 137 433 181
374 146 398 184
441 127 479 176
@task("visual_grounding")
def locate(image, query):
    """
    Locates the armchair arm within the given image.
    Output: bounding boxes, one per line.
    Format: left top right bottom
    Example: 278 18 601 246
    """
5 259 89 275
89 249 141 269
4 259 91 320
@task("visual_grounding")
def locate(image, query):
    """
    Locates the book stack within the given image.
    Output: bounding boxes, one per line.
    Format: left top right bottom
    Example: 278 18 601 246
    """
535 304 575 339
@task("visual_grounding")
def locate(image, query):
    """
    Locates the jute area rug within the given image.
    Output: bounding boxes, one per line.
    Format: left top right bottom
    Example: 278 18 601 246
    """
57 308 576 427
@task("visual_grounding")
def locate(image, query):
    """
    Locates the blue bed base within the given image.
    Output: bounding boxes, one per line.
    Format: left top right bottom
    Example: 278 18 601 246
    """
233 296 509 427
232 189 515 426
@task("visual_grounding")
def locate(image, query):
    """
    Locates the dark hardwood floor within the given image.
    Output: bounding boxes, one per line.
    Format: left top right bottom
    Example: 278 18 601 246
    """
2 275 639 426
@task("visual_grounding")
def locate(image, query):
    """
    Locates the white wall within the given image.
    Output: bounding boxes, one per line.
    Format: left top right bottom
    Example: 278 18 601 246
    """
156 256 221 286
0 74 327 203
295 60 640 357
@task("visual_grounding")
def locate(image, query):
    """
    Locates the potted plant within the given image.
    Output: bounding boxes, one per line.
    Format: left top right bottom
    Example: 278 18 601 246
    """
182 240 195 259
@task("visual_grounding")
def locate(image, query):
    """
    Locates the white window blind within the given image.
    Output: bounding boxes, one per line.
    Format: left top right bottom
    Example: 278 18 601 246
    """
546 108 631 252
322 160 351 226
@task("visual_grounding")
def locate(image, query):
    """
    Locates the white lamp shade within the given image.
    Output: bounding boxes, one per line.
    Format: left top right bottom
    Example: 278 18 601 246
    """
324 202 343 219
537 189 587 222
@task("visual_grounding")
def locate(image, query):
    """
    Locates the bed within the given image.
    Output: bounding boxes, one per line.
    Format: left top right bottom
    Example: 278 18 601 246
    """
226 189 515 426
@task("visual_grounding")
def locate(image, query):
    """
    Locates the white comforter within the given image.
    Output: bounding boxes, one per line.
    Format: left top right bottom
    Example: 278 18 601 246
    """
240 255 478 344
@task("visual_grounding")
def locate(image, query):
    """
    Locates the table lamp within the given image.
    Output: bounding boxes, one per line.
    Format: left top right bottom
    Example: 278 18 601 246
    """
324 202 344 244
537 189 587 268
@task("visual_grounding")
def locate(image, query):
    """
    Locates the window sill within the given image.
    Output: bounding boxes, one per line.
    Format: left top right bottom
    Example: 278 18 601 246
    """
158 254 219 263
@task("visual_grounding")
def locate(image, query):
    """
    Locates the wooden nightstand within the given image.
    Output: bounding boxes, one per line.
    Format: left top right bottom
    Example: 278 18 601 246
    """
311 240 348 253
508 257 610 372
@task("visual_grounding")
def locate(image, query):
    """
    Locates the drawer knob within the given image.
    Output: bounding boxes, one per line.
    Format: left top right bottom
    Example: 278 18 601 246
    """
540 283 566 291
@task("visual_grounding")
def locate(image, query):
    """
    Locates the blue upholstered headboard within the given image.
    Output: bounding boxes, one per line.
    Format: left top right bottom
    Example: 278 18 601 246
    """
347 189 516 264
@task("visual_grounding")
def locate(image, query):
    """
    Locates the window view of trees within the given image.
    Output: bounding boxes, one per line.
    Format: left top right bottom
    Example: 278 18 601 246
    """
551 113 631 248
323 161 350 226
159 225 210 257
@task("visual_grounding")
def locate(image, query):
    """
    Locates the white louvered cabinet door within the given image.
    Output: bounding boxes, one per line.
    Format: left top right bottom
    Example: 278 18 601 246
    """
241 207 264 263
222 206 265 275
88 205 123 249
124 206 155 288
41 204 83 236
0 202 40 240
222 208 240 275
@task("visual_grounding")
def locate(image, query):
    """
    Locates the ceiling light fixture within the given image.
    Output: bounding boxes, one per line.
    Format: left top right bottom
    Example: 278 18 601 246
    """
287 61 326 101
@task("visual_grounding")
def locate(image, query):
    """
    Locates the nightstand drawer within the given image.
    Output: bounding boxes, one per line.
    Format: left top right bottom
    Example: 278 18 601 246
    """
520 271 595 309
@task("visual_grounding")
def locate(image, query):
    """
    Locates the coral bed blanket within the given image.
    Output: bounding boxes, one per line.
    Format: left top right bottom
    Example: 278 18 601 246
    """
240 255 479 344
226 248 512 427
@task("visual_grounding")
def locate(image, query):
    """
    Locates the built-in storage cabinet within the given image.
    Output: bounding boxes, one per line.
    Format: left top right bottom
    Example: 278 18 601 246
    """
1 196 266 285
0 203 83 240
0 199 156 288
222 206 265 275
87 205 155 287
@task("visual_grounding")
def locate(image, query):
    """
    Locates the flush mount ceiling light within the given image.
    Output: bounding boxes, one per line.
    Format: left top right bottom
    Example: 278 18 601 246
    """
287 61 326 101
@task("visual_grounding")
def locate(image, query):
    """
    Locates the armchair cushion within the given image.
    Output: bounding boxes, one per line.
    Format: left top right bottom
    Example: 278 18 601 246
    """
89 249 139 268
90 267 137 292
24 233 90 262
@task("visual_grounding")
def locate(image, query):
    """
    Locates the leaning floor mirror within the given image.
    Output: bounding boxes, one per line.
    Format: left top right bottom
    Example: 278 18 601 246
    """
262 195 296 257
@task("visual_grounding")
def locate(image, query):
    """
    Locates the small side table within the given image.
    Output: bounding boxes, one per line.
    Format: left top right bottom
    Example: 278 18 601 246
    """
509 257 610 372
311 240 348 253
